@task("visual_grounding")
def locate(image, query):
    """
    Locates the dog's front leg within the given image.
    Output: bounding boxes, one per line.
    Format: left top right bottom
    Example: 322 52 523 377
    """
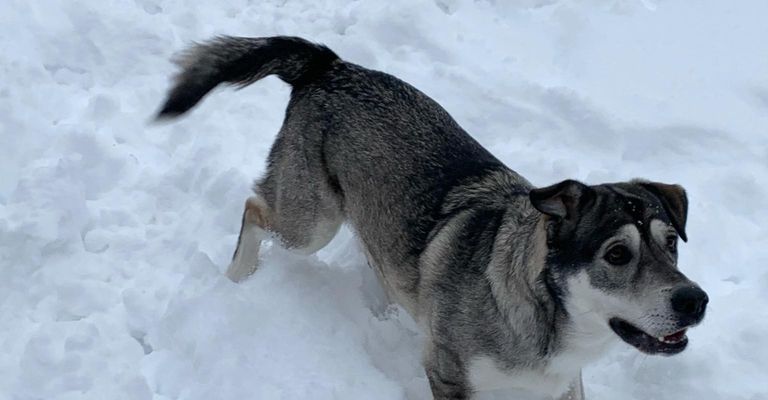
557 371 585 400
424 342 471 400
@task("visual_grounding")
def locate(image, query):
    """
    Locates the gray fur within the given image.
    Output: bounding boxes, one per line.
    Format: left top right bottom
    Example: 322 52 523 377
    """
157 36 707 399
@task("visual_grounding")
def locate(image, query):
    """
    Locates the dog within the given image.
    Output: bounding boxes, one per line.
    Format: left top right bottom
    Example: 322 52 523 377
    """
156 36 708 400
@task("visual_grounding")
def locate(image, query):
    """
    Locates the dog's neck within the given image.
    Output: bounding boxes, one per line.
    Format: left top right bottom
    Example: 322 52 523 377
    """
487 203 564 355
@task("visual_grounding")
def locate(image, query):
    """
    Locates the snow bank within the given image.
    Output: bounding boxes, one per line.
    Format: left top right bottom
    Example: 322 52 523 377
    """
1 0 766 399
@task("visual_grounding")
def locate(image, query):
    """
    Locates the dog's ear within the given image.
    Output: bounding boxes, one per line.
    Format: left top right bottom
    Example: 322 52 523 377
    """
636 181 689 242
529 180 595 221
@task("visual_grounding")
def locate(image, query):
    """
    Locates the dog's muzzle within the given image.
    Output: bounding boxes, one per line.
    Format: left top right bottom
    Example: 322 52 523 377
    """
610 285 708 355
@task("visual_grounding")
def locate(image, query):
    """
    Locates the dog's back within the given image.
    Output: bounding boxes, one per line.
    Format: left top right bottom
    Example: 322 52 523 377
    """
157 36 528 309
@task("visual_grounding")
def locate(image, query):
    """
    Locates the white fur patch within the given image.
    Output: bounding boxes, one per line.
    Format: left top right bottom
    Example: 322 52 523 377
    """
467 355 580 398
562 271 631 356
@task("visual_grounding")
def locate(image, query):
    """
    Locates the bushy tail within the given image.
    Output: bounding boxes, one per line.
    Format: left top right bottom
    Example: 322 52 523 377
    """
155 36 339 119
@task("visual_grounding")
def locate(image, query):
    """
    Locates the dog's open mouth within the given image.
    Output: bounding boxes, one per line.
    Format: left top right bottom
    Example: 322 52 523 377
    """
609 318 688 355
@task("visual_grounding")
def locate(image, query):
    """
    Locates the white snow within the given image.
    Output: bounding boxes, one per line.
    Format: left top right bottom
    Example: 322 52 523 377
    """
1 0 767 399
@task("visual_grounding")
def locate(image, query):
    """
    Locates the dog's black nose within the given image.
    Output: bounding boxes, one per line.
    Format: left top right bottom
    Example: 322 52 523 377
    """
671 286 708 320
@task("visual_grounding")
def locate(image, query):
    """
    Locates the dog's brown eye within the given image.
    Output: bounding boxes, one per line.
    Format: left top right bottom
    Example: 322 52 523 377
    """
605 245 632 265
666 236 677 252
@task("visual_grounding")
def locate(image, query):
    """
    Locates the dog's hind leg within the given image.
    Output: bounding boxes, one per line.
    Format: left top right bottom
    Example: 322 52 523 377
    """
225 186 342 282
225 120 343 282
226 196 271 282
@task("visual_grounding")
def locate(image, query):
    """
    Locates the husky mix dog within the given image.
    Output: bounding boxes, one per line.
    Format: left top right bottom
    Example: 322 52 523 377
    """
156 36 708 400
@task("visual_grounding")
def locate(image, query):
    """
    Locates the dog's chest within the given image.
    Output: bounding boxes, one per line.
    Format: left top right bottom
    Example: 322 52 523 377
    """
467 332 616 398
467 356 576 398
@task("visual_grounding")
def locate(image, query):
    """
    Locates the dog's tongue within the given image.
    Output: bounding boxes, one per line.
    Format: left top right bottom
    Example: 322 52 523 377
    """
662 329 687 343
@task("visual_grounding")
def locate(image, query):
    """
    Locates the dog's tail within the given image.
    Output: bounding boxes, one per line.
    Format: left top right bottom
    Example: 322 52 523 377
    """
155 36 339 119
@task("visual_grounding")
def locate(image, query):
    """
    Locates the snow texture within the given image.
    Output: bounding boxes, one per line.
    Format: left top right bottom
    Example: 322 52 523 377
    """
1 0 767 399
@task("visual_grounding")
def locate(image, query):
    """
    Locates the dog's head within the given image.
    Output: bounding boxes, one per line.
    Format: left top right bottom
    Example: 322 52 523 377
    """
530 179 707 355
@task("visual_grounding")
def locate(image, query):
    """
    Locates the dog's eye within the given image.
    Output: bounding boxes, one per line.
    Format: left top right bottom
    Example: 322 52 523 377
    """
666 236 677 252
604 245 632 265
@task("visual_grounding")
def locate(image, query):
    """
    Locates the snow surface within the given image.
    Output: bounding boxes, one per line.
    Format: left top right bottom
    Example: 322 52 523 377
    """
1 0 767 399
